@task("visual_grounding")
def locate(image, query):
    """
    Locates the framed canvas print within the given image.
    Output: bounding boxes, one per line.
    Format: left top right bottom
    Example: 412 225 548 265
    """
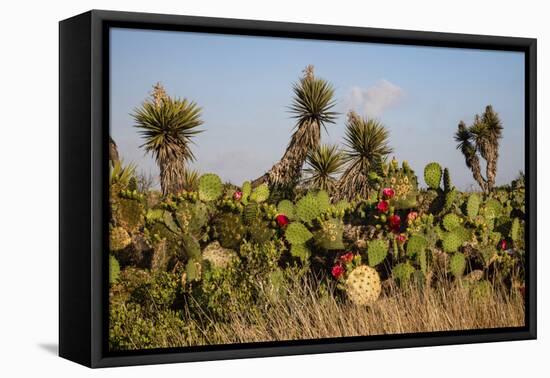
59 10 537 368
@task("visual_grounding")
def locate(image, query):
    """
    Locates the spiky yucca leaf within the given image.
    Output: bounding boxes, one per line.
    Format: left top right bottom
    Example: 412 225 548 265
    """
303 144 344 192
132 83 203 196
182 169 200 192
337 111 392 200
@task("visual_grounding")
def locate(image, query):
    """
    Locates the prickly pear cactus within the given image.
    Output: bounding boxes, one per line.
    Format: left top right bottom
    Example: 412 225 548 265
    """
466 193 480 219
243 202 259 224
424 162 442 190
316 190 331 213
443 188 458 212
392 262 415 286
213 213 246 250
250 183 270 203
345 265 382 305
285 222 313 245
202 241 238 269
441 231 463 253
449 252 466 278
367 239 388 267
248 218 275 245
109 255 120 284
313 217 344 250
175 201 209 236
198 173 223 202
510 218 520 241
381 161 419 209
184 258 202 282
406 234 428 257
443 167 452 192
277 199 295 219
110 226 132 251
295 193 323 223
442 213 462 232
241 181 252 204
290 243 311 261
112 197 145 232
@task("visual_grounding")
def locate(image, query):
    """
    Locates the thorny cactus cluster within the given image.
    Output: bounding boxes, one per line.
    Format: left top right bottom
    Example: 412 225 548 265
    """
108 161 526 348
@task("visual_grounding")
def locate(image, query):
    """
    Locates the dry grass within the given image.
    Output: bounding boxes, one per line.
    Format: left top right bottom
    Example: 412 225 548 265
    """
167 278 525 347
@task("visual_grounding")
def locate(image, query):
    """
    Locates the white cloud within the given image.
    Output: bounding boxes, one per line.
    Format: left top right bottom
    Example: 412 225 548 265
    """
346 80 404 118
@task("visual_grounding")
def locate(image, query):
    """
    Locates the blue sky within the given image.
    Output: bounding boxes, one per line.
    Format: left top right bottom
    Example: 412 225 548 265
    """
110 27 525 190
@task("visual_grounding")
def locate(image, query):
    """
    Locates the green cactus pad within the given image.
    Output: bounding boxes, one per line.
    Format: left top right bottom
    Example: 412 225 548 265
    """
185 258 202 282
248 219 275 245
243 203 259 224
314 217 344 250
296 193 322 223
110 226 132 251
367 239 388 267
175 201 209 236
114 197 145 232
316 190 330 213
442 213 462 232
198 173 223 202
285 222 313 245
470 280 493 301
290 243 311 261
406 234 428 257
250 183 270 203
442 231 462 253
466 193 480 219
443 167 452 192
443 188 458 212
424 162 442 189
109 255 120 284
392 262 415 286
449 252 466 278
418 248 428 274
241 181 252 204
162 211 180 234
213 213 246 250
484 199 502 219
182 233 201 260
510 218 520 241
277 199 295 219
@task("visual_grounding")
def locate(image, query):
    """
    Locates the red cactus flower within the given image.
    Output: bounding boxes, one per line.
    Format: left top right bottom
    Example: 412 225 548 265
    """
382 187 395 199
396 234 407 243
377 200 389 213
406 211 418 224
331 264 345 279
233 191 243 201
275 214 290 227
340 252 354 263
388 214 401 232
499 239 507 250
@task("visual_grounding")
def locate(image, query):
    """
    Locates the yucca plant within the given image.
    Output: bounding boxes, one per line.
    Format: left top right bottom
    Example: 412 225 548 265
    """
254 65 337 190
303 144 344 192
181 168 200 192
132 83 203 196
337 111 393 200
455 105 503 193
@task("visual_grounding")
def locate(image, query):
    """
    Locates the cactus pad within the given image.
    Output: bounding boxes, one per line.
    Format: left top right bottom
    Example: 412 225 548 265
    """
424 162 442 189
109 255 120 284
466 193 480 219
406 234 428 256
442 231 462 253
345 265 381 305
277 199 295 219
510 218 520 241
110 226 132 251
290 243 311 261
296 193 322 223
250 183 270 203
202 241 238 269
313 217 344 250
392 262 415 286
449 252 466 278
285 222 313 245
316 190 330 213
442 213 462 231
367 239 388 267
198 173 223 202
241 181 252 204
213 213 246 250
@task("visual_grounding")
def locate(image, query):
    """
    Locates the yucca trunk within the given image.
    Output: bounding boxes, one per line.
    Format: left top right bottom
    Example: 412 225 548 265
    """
256 119 321 188
109 136 120 167
159 155 186 196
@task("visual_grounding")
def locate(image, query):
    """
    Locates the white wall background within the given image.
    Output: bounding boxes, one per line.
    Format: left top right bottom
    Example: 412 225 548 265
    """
0 0 546 376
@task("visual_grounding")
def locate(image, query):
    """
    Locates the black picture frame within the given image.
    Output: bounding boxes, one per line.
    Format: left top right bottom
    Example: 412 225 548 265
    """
59 9 537 368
